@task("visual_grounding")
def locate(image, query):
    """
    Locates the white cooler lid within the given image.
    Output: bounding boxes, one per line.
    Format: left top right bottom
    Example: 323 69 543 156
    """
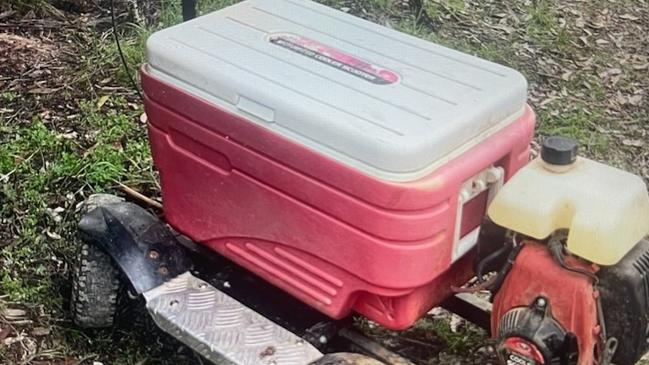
146 0 528 181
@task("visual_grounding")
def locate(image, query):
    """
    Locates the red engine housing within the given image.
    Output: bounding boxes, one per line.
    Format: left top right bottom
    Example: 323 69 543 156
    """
492 241 600 365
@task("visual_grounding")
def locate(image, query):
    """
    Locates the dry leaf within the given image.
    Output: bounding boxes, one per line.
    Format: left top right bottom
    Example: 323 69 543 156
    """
628 95 644 106
31 326 51 337
561 71 573 81
622 139 645 147
57 131 78 140
28 87 57 94
619 14 639 21
96 95 110 109
46 230 62 240
599 68 622 78
2 308 27 319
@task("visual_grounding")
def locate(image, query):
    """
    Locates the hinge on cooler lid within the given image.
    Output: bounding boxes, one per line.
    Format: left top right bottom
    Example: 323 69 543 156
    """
452 166 504 262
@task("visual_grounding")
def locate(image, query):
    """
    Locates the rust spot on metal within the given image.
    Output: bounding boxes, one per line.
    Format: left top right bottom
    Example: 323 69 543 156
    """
259 346 276 358
149 250 160 260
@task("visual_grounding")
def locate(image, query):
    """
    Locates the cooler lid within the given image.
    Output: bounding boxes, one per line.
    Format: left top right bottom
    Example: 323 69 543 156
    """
146 0 528 181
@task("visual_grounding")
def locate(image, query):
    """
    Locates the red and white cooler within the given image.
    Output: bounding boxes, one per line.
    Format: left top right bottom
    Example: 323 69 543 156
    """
142 0 535 330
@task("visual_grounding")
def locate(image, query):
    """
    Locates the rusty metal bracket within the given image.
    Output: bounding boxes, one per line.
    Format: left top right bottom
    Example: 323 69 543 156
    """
78 201 192 294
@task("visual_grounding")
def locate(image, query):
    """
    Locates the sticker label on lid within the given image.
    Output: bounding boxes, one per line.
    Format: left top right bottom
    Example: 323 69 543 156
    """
269 33 400 85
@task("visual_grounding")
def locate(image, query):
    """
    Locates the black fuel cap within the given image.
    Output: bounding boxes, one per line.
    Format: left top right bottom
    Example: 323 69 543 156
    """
541 136 579 165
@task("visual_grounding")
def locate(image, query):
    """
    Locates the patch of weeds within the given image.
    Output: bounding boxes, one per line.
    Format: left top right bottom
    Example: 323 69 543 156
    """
83 101 137 140
424 0 465 19
111 27 150 86
75 0 242 95
318 0 395 19
354 0 392 11
554 27 574 52
1 91 18 103
473 42 522 69
198 0 243 14
0 96 149 308
157 0 243 32
79 98 153 189
86 145 128 187
537 106 610 154
394 17 434 41
355 314 486 357
77 26 149 91
411 316 486 354
525 0 574 54
538 73 609 152
528 0 556 32
566 73 607 102
1 272 48 302
0 124 64 303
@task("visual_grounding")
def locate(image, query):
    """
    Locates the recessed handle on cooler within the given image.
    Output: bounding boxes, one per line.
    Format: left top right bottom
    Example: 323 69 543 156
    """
451 166 505 262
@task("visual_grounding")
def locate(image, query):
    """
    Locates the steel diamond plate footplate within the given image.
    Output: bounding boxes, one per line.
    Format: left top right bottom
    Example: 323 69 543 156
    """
144 272 322 365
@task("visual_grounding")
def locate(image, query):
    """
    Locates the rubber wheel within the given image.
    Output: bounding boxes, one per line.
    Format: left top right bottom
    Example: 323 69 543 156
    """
71 242 121 328
310 353 386 365
71 194 124 328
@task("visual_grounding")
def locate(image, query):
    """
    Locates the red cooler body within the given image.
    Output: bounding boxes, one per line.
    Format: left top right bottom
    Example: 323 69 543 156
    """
143 0 535 330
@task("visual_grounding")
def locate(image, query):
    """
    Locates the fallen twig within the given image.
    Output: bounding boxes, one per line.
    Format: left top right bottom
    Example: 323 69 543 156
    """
116 181 163 210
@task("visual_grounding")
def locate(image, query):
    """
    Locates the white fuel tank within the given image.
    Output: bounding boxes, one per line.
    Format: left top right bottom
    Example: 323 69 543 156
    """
488 155 649 265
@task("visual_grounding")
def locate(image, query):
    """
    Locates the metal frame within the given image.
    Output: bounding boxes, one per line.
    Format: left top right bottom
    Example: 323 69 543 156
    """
182 0 196 20
78 202 192 294
78 198 493 365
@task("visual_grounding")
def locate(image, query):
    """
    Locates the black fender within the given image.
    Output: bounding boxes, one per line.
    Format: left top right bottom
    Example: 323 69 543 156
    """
78 201 192 294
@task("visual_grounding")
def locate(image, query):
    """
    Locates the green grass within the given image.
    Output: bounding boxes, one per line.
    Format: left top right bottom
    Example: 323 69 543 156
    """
412 316 486 354
356 314 487 360
1 91 18 103
537 107 611 154
0 97 149 302
424 0 466 18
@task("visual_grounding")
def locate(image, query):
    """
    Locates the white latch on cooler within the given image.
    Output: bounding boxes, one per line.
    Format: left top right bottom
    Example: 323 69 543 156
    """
452 166 504 262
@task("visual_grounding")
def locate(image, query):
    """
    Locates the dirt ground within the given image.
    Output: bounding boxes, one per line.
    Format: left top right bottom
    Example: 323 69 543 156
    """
1 0 648 364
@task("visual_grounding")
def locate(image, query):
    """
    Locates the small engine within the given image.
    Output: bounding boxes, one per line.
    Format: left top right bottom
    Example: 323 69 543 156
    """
477 231 649 365
477 136 649 365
